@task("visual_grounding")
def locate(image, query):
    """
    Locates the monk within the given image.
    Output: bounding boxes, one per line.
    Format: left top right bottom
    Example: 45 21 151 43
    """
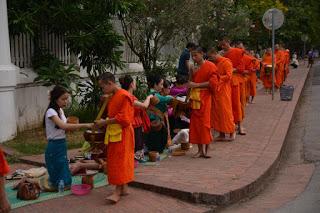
187 46 219 158
0 148 10 213
284 49 290 81
261 48 274 93
242 53 259 103
207 48 236 141
95 72 134 204
220 39 246 135
275 44 286 88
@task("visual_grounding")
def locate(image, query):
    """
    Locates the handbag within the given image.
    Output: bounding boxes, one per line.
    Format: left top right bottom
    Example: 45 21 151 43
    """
15 178 41 200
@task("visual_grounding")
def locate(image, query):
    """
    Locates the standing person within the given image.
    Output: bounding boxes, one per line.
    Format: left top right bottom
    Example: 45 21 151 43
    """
178 42 196 77
242 53 259 104
44 85 93 190
275 44 286 88
219 38 247 135
0 148 10 213
146 74 173 153
119 75 153 161
95 72 135 204
307 49 314 68
284 49 290 81
188 46 219 158
207 48 236 141
261 48 274 93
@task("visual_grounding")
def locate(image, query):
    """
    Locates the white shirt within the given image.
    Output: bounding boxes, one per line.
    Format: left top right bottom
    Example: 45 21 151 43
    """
45 108 67 140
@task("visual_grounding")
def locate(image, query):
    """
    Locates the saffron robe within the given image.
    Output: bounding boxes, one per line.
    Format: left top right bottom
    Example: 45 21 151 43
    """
224 48 245 123
275 50 286 88
242 54 259 97
211 57 235 133
261 53 275 89
0 148 9 176
189 61 219 145
106 89 134 185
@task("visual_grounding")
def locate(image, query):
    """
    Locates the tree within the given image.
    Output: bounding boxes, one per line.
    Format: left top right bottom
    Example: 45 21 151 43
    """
199 0 251 49
8 0 136 117
118 0 211 76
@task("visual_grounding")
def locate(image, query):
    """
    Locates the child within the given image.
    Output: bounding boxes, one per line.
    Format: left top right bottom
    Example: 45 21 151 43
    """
95 72 135 204
188 46 219 158
170 75 188 97
44 85 93 190
119 75 153 161
0 148 10 213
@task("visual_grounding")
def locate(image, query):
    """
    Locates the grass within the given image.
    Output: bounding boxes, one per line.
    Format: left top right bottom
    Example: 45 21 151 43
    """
3 128 86 156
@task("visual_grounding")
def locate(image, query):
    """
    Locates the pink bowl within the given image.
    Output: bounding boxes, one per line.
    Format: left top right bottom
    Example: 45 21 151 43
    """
71 184 91 196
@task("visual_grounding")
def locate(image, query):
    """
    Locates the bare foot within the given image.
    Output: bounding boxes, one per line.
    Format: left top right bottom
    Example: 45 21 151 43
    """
239 128 247 135
202 154 211 159
106 193 120 204
192 152 203 158
214 137 225 141
121 185 129 196
228 132 236 141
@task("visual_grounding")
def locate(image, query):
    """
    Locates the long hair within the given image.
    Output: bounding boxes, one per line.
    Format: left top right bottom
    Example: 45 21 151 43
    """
43 85 69 128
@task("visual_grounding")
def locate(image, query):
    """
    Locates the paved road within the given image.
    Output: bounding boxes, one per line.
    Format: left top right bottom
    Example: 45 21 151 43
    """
275 62 320 213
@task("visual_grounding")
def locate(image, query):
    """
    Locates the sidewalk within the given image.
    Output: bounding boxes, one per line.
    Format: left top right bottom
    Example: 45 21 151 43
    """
131 65 310 205
5 64 310 210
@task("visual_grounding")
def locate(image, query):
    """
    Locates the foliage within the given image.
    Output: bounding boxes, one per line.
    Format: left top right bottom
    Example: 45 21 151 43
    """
199 1 251 49
33 54 80 93
8 0 136 114
133 76 149 100
119 0 211 75
77 79 103 119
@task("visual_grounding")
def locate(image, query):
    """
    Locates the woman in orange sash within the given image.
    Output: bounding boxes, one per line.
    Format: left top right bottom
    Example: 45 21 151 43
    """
95 72 135 204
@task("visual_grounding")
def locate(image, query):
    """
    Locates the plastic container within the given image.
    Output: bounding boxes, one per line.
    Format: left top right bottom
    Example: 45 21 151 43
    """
71 184 91 196
280 85 294 101
58 180 64 193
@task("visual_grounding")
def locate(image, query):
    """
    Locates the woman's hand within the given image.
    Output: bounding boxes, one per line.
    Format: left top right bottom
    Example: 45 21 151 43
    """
86 123 94 129
94 119 106 128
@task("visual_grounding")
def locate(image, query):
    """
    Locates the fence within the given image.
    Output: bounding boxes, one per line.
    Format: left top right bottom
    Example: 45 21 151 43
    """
10 27 73 68
10 27 139 69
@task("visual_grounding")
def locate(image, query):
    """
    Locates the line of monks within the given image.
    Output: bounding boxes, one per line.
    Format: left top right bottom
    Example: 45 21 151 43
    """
188 39 291 152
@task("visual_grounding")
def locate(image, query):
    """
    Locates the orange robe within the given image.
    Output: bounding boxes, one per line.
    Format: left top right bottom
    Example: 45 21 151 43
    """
242 54 259 97
261 53 275 89
189 61 219 145
275 50 285 88
211 57 235 133
284 50 290 80
106 89 134 185
224 48 245 123
0 148 10 176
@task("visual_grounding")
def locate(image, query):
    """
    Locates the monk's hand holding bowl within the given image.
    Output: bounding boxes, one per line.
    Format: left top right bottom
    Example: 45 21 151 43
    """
186 81 198 89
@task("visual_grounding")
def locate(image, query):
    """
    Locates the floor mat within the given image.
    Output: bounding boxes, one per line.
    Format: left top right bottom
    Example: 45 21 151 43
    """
6 172 108 209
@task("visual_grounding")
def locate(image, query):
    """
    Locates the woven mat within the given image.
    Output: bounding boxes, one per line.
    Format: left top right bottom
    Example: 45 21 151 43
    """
6 173 108 209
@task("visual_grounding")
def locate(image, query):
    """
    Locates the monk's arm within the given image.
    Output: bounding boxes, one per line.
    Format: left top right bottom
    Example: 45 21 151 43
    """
220 62 233 82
